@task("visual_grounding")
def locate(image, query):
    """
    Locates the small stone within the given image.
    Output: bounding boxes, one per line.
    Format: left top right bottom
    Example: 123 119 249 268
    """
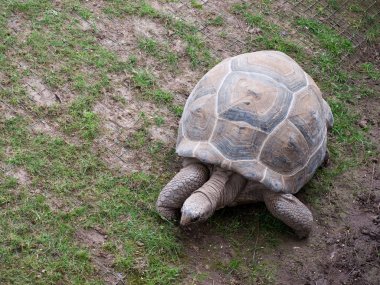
369 231 378 239
361 228 369 235
247 27 262 34
136 241 144 246
358 119 367 128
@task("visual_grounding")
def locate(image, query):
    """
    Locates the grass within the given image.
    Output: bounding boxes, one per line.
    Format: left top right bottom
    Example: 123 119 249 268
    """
296 18 353 56
103 0 216 69
231 3 304 56
130 69 180 111
0 0 378 284
190 0 203 10
137 37 178 67
207 15 224 27
0 116 181 284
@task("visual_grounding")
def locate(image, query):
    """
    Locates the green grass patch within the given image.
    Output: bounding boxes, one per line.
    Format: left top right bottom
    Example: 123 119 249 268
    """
190 0 203 10
207 15 224 27
0 0 130 141
129 69 180 116
103 0 216 69
296 17 354 56
361 62 380 80
137 37 179 67
0 115 182 284
231 3 304 58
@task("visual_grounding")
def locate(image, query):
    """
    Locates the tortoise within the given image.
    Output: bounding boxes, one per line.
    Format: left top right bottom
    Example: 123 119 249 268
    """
156 50 333 238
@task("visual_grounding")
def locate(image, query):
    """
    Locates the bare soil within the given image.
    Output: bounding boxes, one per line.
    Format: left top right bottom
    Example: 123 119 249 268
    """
75 228 123 285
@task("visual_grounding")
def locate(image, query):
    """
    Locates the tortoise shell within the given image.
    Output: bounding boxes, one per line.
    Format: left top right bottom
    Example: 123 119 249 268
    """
177 51 334 194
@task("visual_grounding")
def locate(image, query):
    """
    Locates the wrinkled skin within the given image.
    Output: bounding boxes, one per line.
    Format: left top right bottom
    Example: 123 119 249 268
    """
156 158 313 238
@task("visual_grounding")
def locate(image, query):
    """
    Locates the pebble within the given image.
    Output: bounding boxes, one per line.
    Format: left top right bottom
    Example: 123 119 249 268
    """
358 119 368 128
361 228 369 235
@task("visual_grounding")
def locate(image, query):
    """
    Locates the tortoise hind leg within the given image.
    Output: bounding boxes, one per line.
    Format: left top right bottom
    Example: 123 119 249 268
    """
263 191 313 238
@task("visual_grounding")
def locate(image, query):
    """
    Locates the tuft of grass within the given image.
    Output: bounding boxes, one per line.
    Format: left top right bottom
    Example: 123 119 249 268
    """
170 105 184 118
361 62 380 80
190 0 203 10
154 116 165 127
231 3 304 59
138 37 159 56
131 69 155 90
63 96 100 141
207 15 224 26
137 37 179 67
328 0 340 11
149 89 173 104
126 129 148 149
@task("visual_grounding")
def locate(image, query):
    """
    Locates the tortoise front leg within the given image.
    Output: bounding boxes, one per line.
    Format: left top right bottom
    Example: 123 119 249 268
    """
263 191 313 238
156 159 209 221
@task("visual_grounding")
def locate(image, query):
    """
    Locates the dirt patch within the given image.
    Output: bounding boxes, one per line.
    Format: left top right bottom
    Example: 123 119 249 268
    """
92 72 178 173
7 13 31 43
75 228 123 285
0 100 25 119
268 163 380 285
5 167 30 185
76 228 107 246
92 90 147 173
357 96 380 148
134 17 167 39
148 125 175 145
180 227 240 285
0 71 6 87
82 0 205 96
24 76 58 107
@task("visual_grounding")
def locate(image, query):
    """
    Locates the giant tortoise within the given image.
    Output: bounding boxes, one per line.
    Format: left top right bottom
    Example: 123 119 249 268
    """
156 50 333 238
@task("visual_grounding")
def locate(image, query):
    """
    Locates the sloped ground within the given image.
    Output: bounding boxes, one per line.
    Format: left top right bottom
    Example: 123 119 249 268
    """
0 1 379 284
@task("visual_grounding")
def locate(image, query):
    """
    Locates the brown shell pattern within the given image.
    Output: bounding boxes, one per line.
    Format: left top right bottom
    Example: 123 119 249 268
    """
177 51 333 194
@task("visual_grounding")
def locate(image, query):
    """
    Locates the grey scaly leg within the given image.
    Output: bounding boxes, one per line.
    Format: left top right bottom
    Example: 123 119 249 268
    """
156 162 209 221
263 190 313 238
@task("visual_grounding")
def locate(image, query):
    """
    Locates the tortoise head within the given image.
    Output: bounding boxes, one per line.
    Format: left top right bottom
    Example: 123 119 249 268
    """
180 191 215 226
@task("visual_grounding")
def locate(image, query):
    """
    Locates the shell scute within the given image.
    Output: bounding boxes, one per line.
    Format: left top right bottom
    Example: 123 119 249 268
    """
305 135 327 181
260 120 309 175
230 161 266 182
210 119 267 160
186 60 230 105
218 72 292 132
288 85 325 152
183 93 216 141
231 51 307 92
193 142 223 166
